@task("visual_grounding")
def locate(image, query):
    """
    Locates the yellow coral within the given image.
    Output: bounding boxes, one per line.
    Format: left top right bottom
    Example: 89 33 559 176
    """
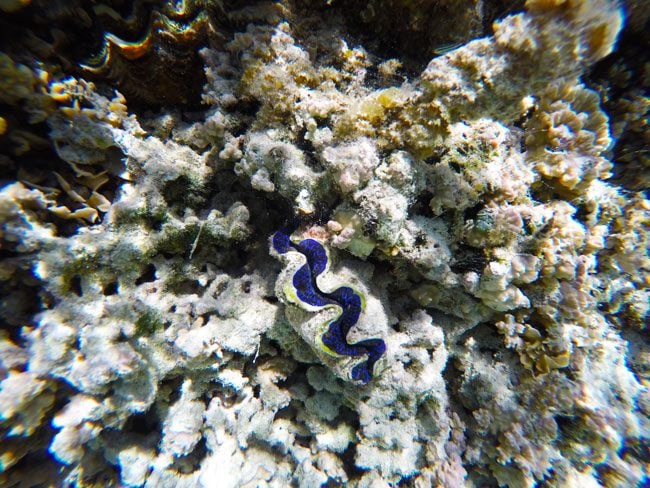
377 87 407 109
525 0 623 60
496 314 571 374
525 82 613 193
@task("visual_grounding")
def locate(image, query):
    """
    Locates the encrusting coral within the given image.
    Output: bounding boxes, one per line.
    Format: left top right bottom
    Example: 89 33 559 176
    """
0 0 648 487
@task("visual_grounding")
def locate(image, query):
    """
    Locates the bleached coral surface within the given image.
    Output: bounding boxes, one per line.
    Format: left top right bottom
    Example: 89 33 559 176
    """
0 0 648 487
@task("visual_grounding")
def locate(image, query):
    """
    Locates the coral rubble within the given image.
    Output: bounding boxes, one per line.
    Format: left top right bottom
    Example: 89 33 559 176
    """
0 0 648 487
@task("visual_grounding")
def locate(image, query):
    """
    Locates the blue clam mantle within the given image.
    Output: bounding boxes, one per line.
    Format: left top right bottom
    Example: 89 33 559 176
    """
272 230 386 383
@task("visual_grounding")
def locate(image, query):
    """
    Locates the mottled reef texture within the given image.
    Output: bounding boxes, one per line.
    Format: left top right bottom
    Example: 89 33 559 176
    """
0 0 648 487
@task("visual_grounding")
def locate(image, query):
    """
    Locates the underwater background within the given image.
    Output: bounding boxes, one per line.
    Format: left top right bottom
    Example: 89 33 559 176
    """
0 0 648 486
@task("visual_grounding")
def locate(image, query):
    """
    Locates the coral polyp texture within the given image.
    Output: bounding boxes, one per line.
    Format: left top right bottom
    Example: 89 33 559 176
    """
0 0 648 487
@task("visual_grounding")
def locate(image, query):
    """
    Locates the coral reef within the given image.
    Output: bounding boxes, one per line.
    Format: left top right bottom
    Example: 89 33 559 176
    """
1 0 648 487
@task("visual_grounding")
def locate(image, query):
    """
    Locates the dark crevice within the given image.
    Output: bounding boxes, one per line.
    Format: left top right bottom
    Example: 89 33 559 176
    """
462 202 484 222
408 191 434 218
235 99 261 119
340 443 367 479
169 437 208 474
448 160 462 173
160 376 184 406
450 245 487 274
241 280 252 294
584 16 650 192
217 247 250 278
69 275 83 297
295 128 324 172
135 264 157 285
103 281 119 296
124 410 161 437
205 380 241 408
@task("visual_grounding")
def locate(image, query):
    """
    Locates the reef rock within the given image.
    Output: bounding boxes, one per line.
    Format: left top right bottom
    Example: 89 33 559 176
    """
0 0 648 487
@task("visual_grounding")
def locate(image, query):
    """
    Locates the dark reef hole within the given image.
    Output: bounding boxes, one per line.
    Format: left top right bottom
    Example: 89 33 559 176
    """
450 245 488 274
442 355 475 412
169 438 208 474
529 179 563 204
572 202 591 225
50 215 92 239
241 279 252 294
263 350 312 393
207 178 300 247
295 128 325 172
340 442 368 480
234 99 262 122
408 190 435 218
0 273 44 344
362 62 387 90
69 275 83 297
273 401 300 423
263 295 279 305
103 281 119 296
462 202 484 222
364 255 393 280
204 379 242 408
555 414 581 445
160 375 184 405
215 247 251 279
294 433 313 449
336 404 360 430
135 263 157 286
447 160 463 174
246 192 295 236
124 410 162 438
